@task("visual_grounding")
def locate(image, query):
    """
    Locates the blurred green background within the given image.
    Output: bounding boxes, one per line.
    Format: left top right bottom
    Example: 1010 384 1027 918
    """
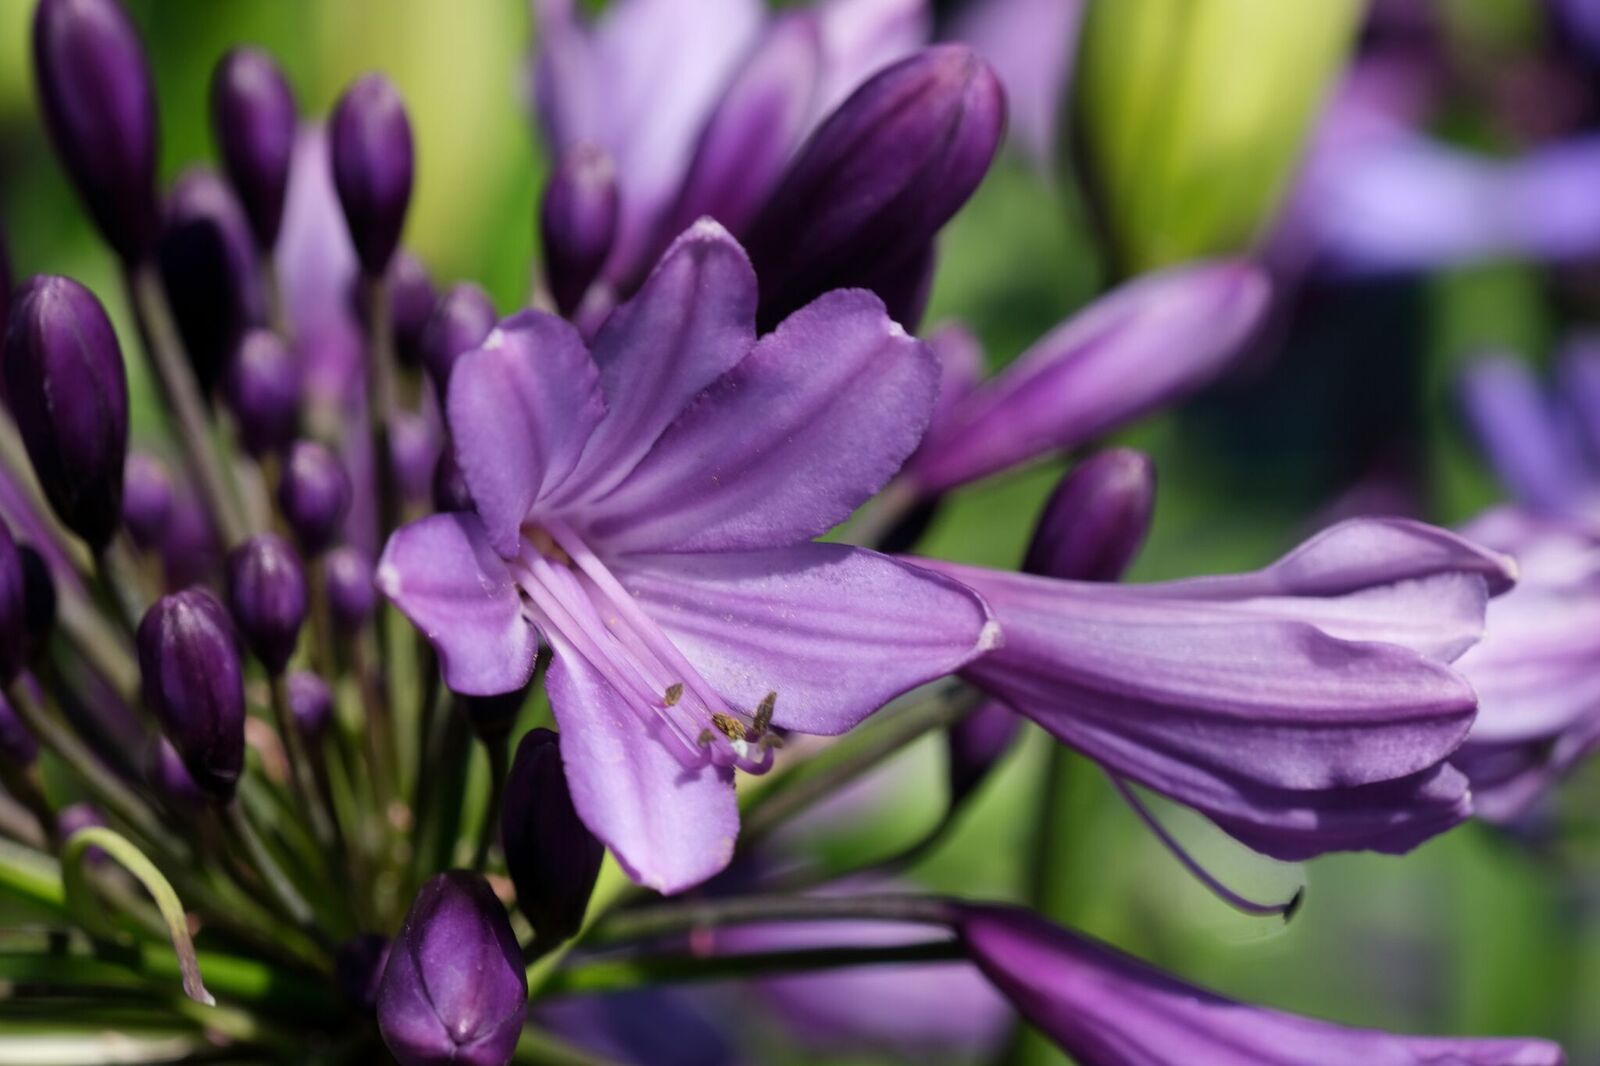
1 0 1594 1063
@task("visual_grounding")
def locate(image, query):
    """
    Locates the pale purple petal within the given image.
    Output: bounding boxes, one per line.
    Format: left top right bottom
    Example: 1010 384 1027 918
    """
907 261 1270 494
544 631 739 893
592 290 935 553
616 544 997 735
925 322 984 440
276 129 361 388
1556 334 1600 463
1460 355 1593 516
561 221 757 504
949 0 1081 165
1455 716 1600 824
813 0 930 119
448 311 604 556
1506 136 1600 262
959 904 1565 1066
376 514 537 696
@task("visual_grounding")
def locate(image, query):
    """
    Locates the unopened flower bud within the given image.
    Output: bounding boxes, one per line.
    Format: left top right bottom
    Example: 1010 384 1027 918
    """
225 534 307 676
501 729 603 947
121 451 173 552
541 144 618 318
947 700 1022 807
287 670 333 743
744 45 1005 329
145 735 206 810
420 283 496 393
211 47 296 250
389 252 436 368
336 933 391 1013
377 871 528 1066
2 276 129 551
0 523 24 684
138 588 245 802
390 409 439 506
330 73 414 277
18 545 56 665
32 0 158 261
222 329 300 458
158 169 264 392
1025 449 1156 582
433 447 473 513
461 685 527 744
325 546 376 633
279 440 350 555
0 690 38 769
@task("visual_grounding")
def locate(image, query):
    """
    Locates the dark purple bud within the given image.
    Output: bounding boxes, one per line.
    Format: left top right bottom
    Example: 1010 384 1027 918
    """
279 440 350 555
336 933 391 1013
1024 449 1155 582
0 690 39 769
160 486 219 591
419 283 496 393
32 0 158 261
461 684 527 743
432 446 473 513
390 409 439 506
157 169 265 394
744 45 1005 330
325 546 376 633
222 329 300 457
56 802 107 862
0 523 24 684
211 47 296 250
501 728 603 947
330 73 414 277
145 734 206 810
287 670 333 742
18 545 56 664
2 276 129 550
947 700 1022 807
389 252 436 368
541 144 618 318
137 588 244 802
121 451 173 552
0 227 11 336
377 871 528 1066
225 534 307 675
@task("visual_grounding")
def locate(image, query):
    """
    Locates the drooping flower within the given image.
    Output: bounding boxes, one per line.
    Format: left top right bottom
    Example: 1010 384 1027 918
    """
379 221 996 891
920 517 1516 859
958 903 1564 1066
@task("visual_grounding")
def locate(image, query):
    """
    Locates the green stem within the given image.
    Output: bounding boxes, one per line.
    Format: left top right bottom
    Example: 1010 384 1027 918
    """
513 1026 627 1066
223 803 318 935
268 674 331 853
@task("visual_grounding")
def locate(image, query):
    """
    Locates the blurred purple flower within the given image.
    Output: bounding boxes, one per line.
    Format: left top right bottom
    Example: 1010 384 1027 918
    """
947 0 1082 166
379 222 996 891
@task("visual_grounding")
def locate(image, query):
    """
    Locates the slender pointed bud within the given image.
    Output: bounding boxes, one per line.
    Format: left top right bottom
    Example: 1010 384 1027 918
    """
1025 449 1156 582
145 735 205 810
389 252 436 368
0 523 25 685
433 447 473 513
377 871 528 1066
32 0 158 262
158 169 265 394
390 409 439 506
325 545 376 633
279 440 351 555
225 534 307 675
947 700 1021 806
336 933 391 1013
287 670 333 743
121 452 173 552
501 728 604 947
2 277 129 551
137 588 245 802
0 690 39 769
18 545 56 665
420 283 496 394
330 73 414 276
211 47 296 250
541 144 619 318
222 329 301 458
744 45 1005 329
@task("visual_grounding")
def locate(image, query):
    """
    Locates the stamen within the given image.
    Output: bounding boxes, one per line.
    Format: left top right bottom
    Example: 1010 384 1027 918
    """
712 713 745 741
1108 775 1303 922
664 683 684 707
753 692 776 735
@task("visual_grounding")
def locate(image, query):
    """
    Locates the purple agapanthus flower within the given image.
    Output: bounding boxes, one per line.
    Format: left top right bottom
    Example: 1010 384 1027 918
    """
919 517 1517 859
378 221 996 892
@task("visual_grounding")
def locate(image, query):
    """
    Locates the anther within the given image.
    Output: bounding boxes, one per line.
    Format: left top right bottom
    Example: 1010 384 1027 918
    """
753 691 776 735
664 683 683 707
712 712 745 741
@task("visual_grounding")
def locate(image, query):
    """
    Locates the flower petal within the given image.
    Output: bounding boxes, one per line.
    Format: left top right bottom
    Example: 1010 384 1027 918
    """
543 632 738 893
1459 355 1591 516
562 221 757 504
376 514 537 696
616 543 997 735
593 290 935 552
447 310 604 556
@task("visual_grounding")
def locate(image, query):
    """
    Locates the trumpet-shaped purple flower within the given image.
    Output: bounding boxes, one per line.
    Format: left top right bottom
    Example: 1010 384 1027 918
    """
958 904 1564 1065
921 517 1516 860
379 222 995 891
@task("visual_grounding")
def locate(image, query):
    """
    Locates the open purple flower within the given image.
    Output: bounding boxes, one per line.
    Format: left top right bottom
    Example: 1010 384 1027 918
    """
958 904 1563 1065
379 222 995 891
920 517 1516 859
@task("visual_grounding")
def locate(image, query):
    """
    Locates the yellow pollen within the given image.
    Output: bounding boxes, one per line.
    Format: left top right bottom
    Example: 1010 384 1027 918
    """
712 712 745 740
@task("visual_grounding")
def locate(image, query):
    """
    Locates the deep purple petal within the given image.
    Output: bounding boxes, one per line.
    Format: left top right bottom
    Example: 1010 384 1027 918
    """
376 514 537 696
448 310 604 556
544 632 738 893
592 290 934 552
616 543 997 735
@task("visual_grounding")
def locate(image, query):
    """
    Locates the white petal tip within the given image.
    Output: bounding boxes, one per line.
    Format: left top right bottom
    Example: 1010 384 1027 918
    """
976 619 1003 653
